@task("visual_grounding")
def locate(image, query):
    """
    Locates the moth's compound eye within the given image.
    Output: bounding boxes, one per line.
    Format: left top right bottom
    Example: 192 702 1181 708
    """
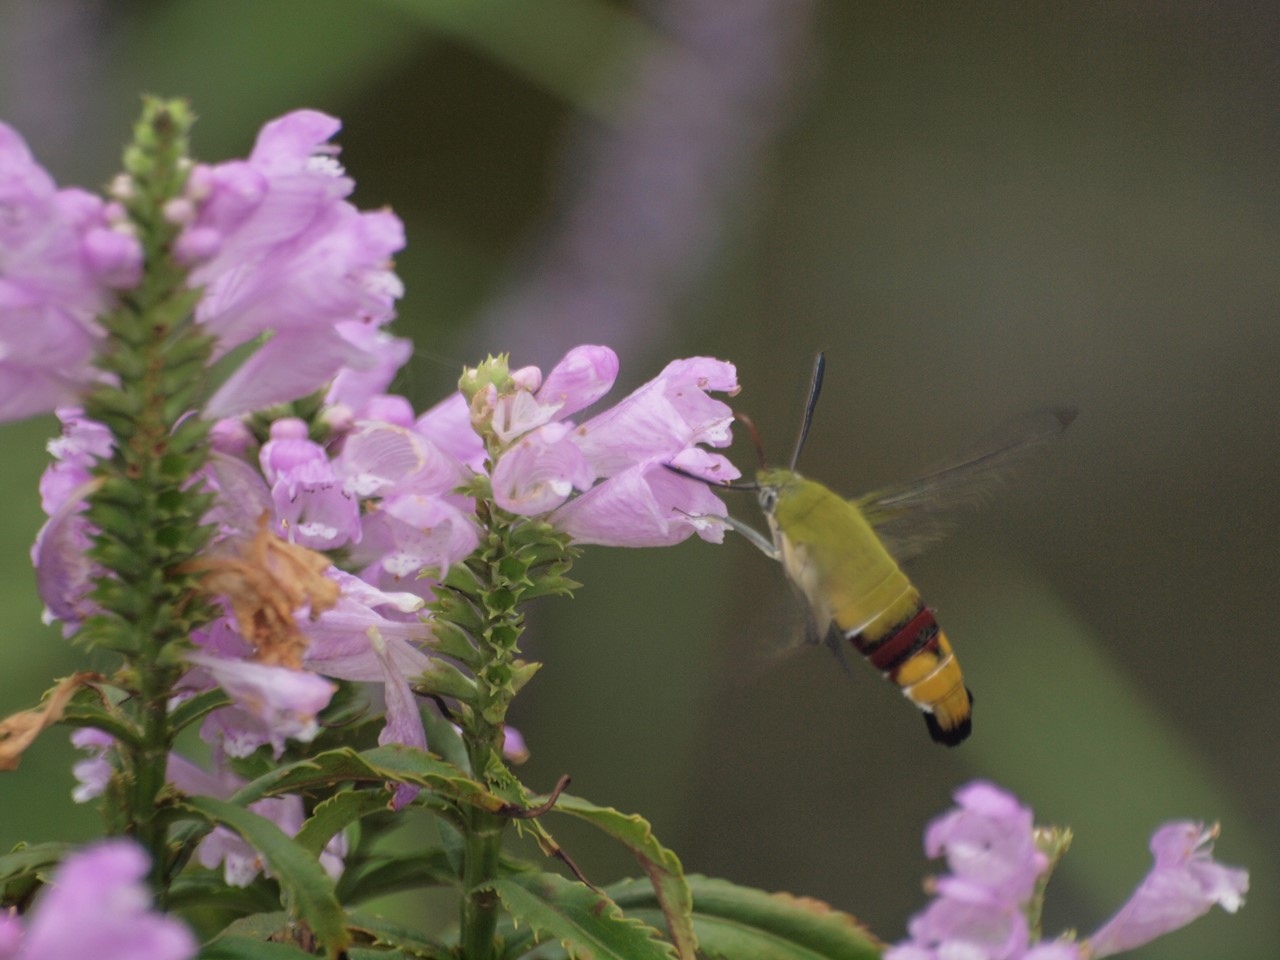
759 488 778 512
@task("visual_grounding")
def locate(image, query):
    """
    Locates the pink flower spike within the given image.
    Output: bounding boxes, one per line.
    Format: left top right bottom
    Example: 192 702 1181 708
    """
0 123 142 422
181 110 406 418
18 841 196 960
1087 822 1248 958
924 780 1047 905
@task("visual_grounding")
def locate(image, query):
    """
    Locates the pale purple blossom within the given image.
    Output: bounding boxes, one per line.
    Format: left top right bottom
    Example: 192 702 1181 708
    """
176 110 406 419
899 880 1030 960
30 408 112 630
418 392 486 472
187 651 336 757
888 782 1248 960
503 726 530 764
37 408 112 514
303 569 436 807
260 417 361 550
1087 822 1248 958
69 727 115 803
483 347 741 546
336 421 480 592
325 319 414 414
0 123 143 423
924 780 1046 905
0 841 195 960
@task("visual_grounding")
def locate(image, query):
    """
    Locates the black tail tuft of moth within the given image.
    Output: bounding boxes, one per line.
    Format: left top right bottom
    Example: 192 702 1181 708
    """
924 688 974 746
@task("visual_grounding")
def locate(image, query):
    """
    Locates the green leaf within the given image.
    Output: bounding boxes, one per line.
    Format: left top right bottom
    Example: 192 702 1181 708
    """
168 686 233 735
545 794 696 960
179 796 349 957
491 872 675 960
59 698 142 747
0 842 72 884
608 875 882 960
418 704 472 773
293 789 393 858
222 746 505 814
167 874 280 915
337 848 460 905
345 910 455 958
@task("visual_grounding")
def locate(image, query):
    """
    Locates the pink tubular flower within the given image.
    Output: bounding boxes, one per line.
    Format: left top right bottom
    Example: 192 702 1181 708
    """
187 650 337 757
889 782 1248 960
0 124 143 423
302 569 436 807
484 347 741 546
31 408 113 632
176 110 407 418
260 417 361 550
337 421 480 593
2 841 196 960
1087 822 1248 958
924 781 1047 905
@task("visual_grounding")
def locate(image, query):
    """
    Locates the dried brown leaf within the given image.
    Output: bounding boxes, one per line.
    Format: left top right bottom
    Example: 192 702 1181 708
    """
0 674 89 771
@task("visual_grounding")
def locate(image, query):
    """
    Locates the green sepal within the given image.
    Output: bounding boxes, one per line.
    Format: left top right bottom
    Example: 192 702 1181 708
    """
83 387 146 431
60 693 143 749
485 586 517 614
93 474 148 510
519 562 581 601
178 795 349 957
441 562 487 600
417 659 480 703
76 613 141 654
458 354 510 404
84 498 149 546
431 590 485 634
489 872 676 960
423 621 481 668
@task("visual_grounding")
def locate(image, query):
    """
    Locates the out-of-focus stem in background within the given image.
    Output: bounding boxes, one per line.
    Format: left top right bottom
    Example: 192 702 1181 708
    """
474 0 816 370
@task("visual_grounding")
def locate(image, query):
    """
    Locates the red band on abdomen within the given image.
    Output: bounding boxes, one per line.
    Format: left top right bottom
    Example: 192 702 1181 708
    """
867 606 938 673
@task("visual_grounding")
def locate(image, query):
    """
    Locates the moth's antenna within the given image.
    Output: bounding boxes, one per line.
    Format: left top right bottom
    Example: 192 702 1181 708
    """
789 352 825 470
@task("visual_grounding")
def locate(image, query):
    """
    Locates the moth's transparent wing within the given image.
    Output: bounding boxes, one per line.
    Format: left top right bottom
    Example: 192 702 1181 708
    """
856 406 1076 561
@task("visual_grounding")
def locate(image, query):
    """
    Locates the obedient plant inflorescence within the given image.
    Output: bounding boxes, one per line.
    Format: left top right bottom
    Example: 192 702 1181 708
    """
0 100 1248 960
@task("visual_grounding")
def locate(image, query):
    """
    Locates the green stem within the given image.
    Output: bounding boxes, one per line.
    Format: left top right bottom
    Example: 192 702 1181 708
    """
460 803 505 960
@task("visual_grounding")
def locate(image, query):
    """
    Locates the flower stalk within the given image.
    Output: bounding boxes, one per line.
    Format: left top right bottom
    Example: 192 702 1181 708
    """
78 99 216 894
427 456 578 958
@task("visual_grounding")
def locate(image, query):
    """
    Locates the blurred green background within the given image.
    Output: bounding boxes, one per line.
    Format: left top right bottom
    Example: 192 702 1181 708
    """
1 2 1276 957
